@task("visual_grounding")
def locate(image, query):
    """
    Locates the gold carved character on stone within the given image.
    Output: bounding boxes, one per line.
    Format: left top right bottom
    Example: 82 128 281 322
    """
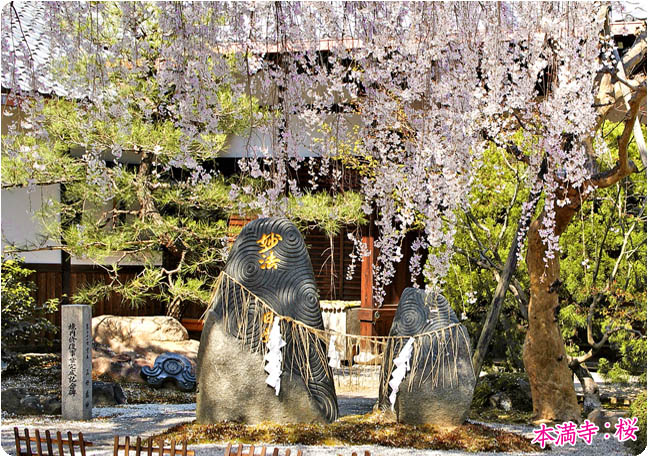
257 233 283 253
261 311 274 343
257 232 282 269
259 251 280 270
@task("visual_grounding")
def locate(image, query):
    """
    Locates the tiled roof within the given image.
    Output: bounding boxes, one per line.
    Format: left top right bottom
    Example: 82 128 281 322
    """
1 1 70 96
2 2 644 98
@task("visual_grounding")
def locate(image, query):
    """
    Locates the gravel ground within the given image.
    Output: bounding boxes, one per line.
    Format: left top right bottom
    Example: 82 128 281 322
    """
1 365 638 456
1 397 633 456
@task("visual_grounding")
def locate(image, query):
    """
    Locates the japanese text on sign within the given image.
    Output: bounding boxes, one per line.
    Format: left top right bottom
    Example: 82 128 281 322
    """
67 323 78 396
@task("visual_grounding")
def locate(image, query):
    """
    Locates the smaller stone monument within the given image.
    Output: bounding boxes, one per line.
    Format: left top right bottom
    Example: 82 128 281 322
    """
379 288 476 426
62 304 92 420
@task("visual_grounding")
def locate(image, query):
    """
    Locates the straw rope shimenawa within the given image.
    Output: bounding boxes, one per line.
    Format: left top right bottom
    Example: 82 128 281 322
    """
201 271 475 397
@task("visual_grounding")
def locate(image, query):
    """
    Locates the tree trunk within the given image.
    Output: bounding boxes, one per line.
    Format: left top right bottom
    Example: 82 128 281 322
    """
571 362 602 416
523 206 581 423
163 247 185 320
521 16 644 423
472 221 522 376
166 297 184 320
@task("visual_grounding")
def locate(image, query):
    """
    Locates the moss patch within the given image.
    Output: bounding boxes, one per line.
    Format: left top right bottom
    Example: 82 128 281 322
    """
468 407 536 424
154 411 540 452
119 381 196 404
471 372 533 412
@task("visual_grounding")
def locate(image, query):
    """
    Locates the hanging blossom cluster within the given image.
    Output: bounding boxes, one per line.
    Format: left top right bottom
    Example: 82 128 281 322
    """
2 2 605 304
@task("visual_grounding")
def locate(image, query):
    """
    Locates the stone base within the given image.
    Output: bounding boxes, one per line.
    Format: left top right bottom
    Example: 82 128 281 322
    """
394 374 475 426
196 311 328 424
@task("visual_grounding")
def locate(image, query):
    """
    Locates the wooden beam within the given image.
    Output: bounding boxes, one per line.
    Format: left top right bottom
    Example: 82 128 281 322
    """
360 230 375 338
338 233 344 298
181 318 204 332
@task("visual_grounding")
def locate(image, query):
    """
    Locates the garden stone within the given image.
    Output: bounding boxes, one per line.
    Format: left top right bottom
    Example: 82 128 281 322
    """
91 320 200 385
378 288 476 426
588 408 626 432
20 396 43 414
517 378 532 403
197 217 338 424
92 381 126 406
489 392 513 411
1 387 27 414
40 396 62 415
92 346 150 383
93 315 190 351
1 388 61 415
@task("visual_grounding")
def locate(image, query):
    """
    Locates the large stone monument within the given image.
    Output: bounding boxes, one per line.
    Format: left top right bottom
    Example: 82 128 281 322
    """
197 218 338 424
378 288 475 426
62 304 93 420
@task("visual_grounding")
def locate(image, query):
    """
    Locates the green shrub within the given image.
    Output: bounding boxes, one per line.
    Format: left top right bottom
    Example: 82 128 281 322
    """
1 259 58 350
626 392 647 455
471 372 533 412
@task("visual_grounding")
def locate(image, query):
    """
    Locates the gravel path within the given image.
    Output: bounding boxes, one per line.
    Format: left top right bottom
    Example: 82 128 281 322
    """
2 396 633 456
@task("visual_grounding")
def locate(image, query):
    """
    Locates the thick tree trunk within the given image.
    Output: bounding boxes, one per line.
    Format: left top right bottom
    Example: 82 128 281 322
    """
521 14 644 423
523 207 581 423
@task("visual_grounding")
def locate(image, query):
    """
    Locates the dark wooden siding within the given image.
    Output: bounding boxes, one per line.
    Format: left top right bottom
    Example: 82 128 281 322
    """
304 227 361 301
26 264 165 327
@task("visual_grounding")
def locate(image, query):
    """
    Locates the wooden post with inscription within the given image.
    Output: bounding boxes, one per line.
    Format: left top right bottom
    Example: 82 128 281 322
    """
62 304 93 420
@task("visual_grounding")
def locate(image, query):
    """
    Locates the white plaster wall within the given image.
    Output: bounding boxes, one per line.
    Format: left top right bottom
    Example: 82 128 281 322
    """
1 185 160 266
220 113 363 158
1 184 61 263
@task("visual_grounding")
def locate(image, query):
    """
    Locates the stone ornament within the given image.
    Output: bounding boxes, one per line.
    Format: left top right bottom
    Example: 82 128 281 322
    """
141 352 196 391
378 288 476 426
197 217 338 424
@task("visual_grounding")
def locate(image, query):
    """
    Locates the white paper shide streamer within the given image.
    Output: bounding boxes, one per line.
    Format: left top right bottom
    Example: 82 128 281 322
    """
328 335 341 369
388 337 415 407
264 317 286 396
